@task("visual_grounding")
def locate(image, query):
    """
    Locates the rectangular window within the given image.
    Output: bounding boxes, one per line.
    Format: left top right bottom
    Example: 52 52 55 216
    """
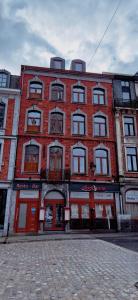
126 147 138 171
121 81 130 101
75 63 83 72
0 73 7 88
124 117 135 136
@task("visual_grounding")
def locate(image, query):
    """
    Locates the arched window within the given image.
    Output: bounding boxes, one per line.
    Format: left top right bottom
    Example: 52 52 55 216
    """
93 88 105 104
94 116 107 136
27 111 41 132
0 103 5 128
72 86 85 103
0 73 7 88
95 149 109 175
29 81 43 99
24 145 39 172
50 112 63 134
49 146 63 180
51 84 64 101
72 114 85 135
73 148 86 174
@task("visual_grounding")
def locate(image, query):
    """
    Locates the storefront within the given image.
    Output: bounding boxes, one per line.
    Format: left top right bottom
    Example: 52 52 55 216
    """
69 182 120 230
124 187 138 231
13 181 42 233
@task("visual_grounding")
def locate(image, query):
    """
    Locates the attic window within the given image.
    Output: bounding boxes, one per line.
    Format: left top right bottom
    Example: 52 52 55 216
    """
75 63 83 72
0 73 7 88
54 60 62 69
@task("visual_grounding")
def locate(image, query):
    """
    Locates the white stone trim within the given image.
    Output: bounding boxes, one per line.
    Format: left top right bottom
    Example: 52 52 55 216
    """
92 111 109 137
71 81 87 103
49 79 66 102
47 140 65 170
24 105 43 133
7 139 17 180
21 139 42 173
71 142 88 175
92 84 108 105
0 139 4 171
93 144 111 176
27 76 44 99
48 107 65 135
71 109 87 135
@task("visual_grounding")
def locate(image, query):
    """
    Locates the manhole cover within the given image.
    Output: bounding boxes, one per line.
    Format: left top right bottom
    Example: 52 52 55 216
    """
134 282 138 289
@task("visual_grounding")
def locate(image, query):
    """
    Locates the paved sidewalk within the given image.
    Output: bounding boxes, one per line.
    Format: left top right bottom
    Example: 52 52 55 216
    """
1 231 138 244
0 239 138 299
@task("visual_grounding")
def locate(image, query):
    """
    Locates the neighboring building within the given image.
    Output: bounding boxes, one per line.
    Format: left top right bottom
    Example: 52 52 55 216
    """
113 72 138 231
0 69 20 236
13 58 120 234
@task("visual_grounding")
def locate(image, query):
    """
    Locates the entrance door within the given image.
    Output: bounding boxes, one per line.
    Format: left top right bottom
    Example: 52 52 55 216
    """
15 201 38 233
44 201 64 230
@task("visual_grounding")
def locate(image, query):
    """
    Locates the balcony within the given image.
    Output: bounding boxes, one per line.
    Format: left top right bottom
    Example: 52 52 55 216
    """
40 168 71 182
114 98 138 108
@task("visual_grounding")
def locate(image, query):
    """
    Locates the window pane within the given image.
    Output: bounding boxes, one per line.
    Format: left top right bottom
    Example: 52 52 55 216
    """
73 157 78 172
73 122 78 134
93 94 98 104
127 156 132 171
96 158 101 173
71 204 79 218
94 123 99 136
129 124 135 136
73 148 85 156
124 124 129 136
96 149 107 157
101 124 106 136
132 156 137 171
127 147 136 155
80 122 84 134
123 92 130 100
79 93 85 103
80 157 85 173
75 63 82 71
99 95 104 104
102 158 108 174
73 92 78 102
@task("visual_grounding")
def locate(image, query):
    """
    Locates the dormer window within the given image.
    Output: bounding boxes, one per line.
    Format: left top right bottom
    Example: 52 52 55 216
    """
70 60 86 72
50 57 65 70
29 81 42 99
0 73 7 88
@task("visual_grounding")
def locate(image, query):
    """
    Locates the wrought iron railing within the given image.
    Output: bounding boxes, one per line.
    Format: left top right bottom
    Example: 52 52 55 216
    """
114 98 138 108
40 168 71 181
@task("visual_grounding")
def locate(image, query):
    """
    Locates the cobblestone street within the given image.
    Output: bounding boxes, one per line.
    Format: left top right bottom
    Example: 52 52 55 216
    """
0 239 138 300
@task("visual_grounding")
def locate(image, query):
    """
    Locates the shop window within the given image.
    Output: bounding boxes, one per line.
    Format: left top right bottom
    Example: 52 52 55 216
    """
71 204 79 219
124 116 135 136
51 84 64 101
72 86 85 103
126 147 138 172
27 110 41 132
50 112 63 134
95 149 109 175
0 103 5 129
94 116 107 136
93 88 105 104
121 81 130 101
72 114 85 135
24 145 39 173
0 73 7 88
29 81 42 99
72 147 86 174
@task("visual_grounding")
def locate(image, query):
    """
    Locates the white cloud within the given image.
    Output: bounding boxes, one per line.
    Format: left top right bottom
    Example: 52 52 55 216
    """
0 0 138 74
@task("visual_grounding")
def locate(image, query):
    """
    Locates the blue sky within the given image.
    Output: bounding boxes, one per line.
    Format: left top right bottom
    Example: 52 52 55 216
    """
0 0 138 75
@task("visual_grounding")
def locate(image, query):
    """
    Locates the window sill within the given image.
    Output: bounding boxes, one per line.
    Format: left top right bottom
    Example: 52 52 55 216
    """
27 97 42 101
72 134 85 136
49 132 64 135
23 171 40 175
72 102 85 104
50 99 64 102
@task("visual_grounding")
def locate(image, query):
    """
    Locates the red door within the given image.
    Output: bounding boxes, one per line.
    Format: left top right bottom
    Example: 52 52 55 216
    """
44 200 64 231
15 200 39 233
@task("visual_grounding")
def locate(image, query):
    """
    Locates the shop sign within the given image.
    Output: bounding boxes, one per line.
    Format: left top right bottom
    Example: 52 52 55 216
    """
13 181 42 190
94 192 113 200
126 190 138 203
70 183 120 193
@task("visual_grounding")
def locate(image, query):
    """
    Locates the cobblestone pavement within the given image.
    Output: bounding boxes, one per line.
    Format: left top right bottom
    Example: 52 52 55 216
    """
0 240 138 300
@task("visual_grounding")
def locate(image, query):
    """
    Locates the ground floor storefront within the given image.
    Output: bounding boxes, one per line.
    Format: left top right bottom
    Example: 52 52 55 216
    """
13 181 120 234
118 183 138 232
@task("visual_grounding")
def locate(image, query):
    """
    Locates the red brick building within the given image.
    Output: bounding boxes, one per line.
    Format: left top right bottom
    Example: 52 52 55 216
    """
0 69 20 236
13 58 119 233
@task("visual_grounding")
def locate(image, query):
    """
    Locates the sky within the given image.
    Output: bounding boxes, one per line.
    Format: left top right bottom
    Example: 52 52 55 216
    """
0 0 138 75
